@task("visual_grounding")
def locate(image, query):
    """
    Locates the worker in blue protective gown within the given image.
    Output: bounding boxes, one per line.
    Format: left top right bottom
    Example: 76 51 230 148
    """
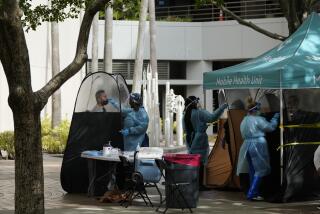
183 96 228 189
237 97 279 201
109 93 149 151
183 96 199 152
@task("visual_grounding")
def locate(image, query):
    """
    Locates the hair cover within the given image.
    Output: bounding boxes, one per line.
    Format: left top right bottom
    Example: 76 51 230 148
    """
246 97 261 113
130 93 143 106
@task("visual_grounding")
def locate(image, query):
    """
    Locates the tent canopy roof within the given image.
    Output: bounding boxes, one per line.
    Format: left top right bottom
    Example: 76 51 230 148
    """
204 12 320 90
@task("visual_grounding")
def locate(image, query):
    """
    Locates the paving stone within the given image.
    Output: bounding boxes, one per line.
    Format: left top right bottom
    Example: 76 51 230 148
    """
0 153 319 213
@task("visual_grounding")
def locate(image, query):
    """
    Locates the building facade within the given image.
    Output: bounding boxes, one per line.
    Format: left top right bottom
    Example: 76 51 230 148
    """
0 1 288 131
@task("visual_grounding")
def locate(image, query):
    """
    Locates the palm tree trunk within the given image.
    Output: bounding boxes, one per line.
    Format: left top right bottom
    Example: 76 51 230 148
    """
149 0 160 146
92 13 99 73
149 0 157 79
51 21 61 127
104 0 113 73
132 0 149 93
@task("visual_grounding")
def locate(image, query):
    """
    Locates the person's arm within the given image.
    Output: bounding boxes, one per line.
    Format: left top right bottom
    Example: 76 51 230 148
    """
257 113 279 132
108 98 132 115
200 103 228 123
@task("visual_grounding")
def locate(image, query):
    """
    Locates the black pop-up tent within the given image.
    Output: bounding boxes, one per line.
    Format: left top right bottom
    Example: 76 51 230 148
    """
204 13 320 202
60 72 130 193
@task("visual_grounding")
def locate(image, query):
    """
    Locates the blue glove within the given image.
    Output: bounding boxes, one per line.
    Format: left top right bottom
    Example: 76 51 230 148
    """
107 98 115 105
222 103 228 109
108 98 118 109
120 129 130 136
273 113 280 119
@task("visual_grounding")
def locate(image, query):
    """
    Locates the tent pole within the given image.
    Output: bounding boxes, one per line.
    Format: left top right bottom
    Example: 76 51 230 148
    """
203 89 207 109
280 87 284 185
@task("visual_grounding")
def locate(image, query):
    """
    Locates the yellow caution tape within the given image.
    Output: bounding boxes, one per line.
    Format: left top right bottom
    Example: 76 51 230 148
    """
206 121 218 126
277 142 320 151
279 123 320 129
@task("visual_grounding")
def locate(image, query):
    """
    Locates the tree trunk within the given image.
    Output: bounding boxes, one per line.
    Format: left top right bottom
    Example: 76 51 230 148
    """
149 0 157 79
149 0 161 146
132 0 149 93
0 1 111 214
104 0 113 73
51 21 61 127
13 106 44 214
92 13 99 73
0 2 44 213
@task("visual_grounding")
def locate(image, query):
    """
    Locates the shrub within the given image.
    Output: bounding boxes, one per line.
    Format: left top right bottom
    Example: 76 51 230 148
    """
0 117 71 159
173 121 177 134
41 117 71 154
41 116 52 137
0 131 15 159
159 16 192 22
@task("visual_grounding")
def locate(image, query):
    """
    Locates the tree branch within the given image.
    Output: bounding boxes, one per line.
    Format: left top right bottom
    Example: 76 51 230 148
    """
213 1 287 41
34 0 110 108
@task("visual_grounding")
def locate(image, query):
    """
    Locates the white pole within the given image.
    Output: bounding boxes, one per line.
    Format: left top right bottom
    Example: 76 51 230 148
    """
151 78 157 147
154 73 161 146
169 89 174 147
165 82 171 147
280 71 284 185
280 88 284 185
176 95 185 146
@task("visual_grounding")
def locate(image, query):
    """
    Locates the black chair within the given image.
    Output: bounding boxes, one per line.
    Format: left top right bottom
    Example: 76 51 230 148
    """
155 158 193 214
118 155 154 208
134 151 163 206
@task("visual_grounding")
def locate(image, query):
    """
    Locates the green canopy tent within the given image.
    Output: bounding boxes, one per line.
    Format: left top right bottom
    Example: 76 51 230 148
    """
203 13 320 202
204 12 320 90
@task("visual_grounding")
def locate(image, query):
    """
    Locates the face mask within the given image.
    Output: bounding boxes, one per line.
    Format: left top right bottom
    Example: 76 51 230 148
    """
102 99 108 106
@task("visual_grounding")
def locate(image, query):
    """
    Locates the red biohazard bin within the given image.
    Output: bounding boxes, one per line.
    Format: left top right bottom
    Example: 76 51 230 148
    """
163 154 201 209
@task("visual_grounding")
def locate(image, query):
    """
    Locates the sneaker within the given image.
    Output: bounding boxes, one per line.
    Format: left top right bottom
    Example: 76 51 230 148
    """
251 196 264 201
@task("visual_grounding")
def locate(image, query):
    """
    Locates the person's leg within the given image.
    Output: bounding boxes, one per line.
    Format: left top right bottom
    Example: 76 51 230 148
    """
246 153 263 200
199 163 204 187
247 153 255 184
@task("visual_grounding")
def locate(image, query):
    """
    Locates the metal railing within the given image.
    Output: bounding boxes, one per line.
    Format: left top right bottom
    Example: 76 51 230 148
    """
156 0 284 22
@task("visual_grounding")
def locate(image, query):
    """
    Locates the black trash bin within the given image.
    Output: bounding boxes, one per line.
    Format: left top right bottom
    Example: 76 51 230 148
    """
163 154 201 209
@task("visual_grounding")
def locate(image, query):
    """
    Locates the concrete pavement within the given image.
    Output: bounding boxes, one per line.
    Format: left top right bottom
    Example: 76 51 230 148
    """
0 154 319 214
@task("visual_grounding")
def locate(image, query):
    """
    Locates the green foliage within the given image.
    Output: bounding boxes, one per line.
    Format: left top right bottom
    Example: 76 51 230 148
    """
0 117 71 158
41 116 52 137
0 131 15 159
41 116 71 154
195 0 224 7
159 16 193 22
18 0 95 31
173 121 177 134
0 0 142 30
100 0 140 20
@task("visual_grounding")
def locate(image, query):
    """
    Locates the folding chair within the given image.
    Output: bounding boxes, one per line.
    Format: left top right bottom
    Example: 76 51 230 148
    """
134 148 163 205
118 153 156 208
155 158 193 214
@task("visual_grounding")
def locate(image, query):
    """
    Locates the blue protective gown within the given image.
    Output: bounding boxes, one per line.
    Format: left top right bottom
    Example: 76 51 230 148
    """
236 114 278 177
189 104 227 164
122 107 149 151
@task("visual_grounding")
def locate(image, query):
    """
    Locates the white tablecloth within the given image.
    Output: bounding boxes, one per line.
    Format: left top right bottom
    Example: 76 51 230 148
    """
81 150 134 162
